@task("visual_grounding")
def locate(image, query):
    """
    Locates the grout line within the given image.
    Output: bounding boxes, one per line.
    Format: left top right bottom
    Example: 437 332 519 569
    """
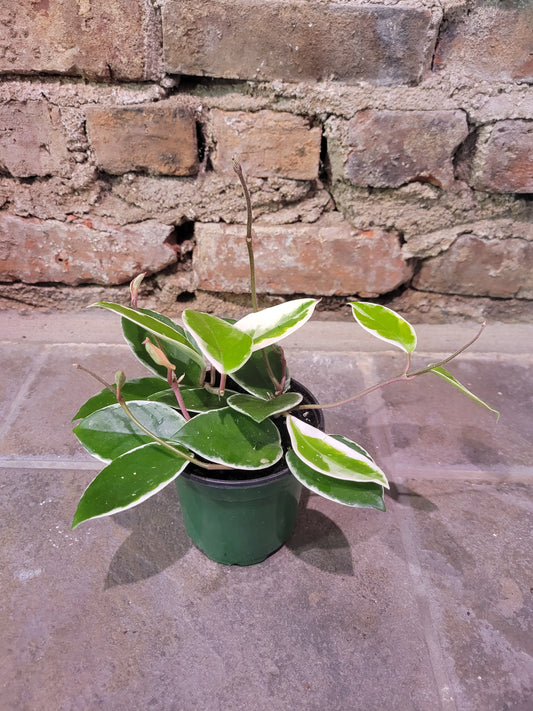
0 341 132 348
2 457 530 481
397 506 460 711
0 458 102 470
365 356 459 711
0 347 51 444
393 467 533 483
3 341 532 359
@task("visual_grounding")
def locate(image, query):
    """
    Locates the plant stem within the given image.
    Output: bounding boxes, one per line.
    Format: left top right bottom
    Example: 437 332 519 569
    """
74 363 229 471
219 372 227 397
233 159 258 313
275 345 288 392
74 363 115 392
168 370 191 421
407 321 486 377
233 158 284 394
297 372 414 411
118 397 228 470
296 321 487 411
262 349 282 394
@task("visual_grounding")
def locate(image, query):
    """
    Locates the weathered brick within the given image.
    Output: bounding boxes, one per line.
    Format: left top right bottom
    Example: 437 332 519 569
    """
345 110 469 189
193 214 413 297
413 234 533 299
85 101 198 176
210 110 321 180
163 0 435 86
434 4 533 83
0 0 159 81
456 120 533 194
0 213 176 285
0 100 71 178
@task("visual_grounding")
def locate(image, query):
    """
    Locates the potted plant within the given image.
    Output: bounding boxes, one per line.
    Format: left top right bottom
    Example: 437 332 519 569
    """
72 161 498 565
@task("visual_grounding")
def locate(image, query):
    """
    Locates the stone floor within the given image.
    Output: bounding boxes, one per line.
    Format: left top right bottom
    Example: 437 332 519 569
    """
1 311 532 711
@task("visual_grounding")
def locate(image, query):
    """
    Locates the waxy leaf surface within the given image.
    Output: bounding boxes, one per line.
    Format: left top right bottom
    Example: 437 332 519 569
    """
72 443 188 528
231 346 289 399
149 386 238 413
73 377 168 420
430 366 500 419
227 392 303 422
121 309 203 385
286 448 385 510
182 310 252 374
93 302 204 367
73 401 186 462
235 299 318 351
171 407 282 469
350 302 417 354
286 415 389 488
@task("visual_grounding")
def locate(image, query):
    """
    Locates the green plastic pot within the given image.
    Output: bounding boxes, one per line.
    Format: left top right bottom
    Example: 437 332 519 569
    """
176 381 324 566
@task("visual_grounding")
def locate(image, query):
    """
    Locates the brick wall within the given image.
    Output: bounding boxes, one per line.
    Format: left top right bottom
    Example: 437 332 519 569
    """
0 0 532 321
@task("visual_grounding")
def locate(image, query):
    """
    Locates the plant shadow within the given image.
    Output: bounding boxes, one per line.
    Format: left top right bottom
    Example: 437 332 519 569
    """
387 482 439 512
287 491 355 576
105 485 364 584
104 485 191 588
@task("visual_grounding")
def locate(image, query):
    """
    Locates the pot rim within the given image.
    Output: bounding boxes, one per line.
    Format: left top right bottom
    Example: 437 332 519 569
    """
179 379 324 490
180 459 293 489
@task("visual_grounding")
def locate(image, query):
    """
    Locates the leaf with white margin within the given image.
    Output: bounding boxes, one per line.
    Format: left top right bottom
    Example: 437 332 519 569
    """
227 392 303 423
286 448 385 510
235 298 318 351
121 308 204 385
286 415 389 488
171 407 282 469
148 386 238 413
350 301 417 354
431 366 500 419
73 377 168 420
73 401 187 463
231 346 289 399
72 442 189 528
93 302 204 367
182 310 253 374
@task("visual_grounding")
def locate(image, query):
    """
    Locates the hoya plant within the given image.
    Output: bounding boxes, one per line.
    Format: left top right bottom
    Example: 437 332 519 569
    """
72 162 498 529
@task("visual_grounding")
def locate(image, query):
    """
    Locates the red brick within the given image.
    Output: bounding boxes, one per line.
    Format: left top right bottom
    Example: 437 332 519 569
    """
0 213 177 285
345 110 468 189
210 110 321 180
0 0 159 81
434 5 533 83
163 0 435 86
457 120 533 194
86 101 198 176
0 100 71 178
414 234 533 299
193 214 413 298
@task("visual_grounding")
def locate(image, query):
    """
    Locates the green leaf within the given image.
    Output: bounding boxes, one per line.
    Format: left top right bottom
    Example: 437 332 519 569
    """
73 401 186 462
73 377 168 420
171 407 282 469
330 434 373 461
148 386 238 413
430 366 500 419
286 449 385 510
92 302 204 368
227 392 303 423
121 309 204 385
182 310 253 374
286 415 389 488
231 346 289 399
72 443 189 528
235 298 318 351
349 302 417 354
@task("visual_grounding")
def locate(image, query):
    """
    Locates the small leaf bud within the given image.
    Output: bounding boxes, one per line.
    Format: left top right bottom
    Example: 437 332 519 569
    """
143 338 176 371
